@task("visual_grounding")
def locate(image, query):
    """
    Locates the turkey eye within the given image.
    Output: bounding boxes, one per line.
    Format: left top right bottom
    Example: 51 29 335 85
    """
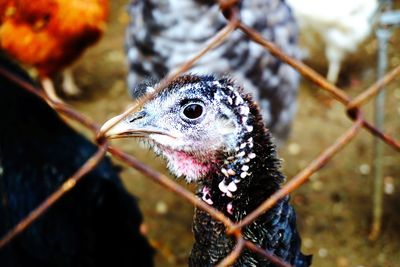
182 103 204 120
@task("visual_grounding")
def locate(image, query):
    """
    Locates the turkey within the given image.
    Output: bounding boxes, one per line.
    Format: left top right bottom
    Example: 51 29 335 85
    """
125 0 300 143
103 74 311 266
0 54 154 267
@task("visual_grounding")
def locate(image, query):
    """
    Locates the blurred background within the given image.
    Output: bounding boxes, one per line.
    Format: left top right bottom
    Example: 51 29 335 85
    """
8 0 398 266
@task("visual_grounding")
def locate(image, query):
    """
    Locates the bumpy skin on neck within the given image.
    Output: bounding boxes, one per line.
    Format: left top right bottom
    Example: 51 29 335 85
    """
188 84 309 266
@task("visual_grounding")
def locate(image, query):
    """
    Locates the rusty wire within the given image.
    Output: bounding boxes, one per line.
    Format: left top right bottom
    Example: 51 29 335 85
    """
347 64 400 110
0 0 400 266
215 233 245 267
0 142 108 250
99 16 238 137
243 241 293 267
231 112 364 231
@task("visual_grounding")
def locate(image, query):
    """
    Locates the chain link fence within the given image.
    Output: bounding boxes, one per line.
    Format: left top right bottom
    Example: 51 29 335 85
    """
0 1 399 266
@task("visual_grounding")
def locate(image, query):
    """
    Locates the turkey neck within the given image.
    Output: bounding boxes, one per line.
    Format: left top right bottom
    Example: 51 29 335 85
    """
198 102 284 221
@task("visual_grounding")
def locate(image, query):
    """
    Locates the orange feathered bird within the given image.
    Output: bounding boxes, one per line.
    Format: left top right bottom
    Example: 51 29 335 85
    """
0 0 109 100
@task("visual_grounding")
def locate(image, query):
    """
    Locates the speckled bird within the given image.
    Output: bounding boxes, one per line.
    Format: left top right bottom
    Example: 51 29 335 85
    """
103 74 311 266
125 0 300 143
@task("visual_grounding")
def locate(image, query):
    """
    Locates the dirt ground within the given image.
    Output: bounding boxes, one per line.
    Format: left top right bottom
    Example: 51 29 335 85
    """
67 1 400 266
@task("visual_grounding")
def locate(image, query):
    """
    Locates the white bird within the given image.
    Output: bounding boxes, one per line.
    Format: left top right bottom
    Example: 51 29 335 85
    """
286 0 379 84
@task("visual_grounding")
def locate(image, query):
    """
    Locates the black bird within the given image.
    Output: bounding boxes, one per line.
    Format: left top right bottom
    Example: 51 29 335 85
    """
125 0 300 143
103 74 311 266
0 55 154 267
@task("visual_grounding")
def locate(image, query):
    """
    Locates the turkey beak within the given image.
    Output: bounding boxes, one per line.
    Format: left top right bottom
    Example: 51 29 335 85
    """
100 112 175 140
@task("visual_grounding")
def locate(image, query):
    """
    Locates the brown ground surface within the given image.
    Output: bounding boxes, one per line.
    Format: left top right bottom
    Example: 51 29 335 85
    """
66 1 400 266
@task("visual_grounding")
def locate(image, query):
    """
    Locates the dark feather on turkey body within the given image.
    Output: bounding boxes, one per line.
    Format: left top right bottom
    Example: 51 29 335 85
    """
0 54 154 267
125 0 301 143
190 87 310 266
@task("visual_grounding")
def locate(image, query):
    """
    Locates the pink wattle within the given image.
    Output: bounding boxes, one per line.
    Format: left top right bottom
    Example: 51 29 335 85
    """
164 150 214 179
